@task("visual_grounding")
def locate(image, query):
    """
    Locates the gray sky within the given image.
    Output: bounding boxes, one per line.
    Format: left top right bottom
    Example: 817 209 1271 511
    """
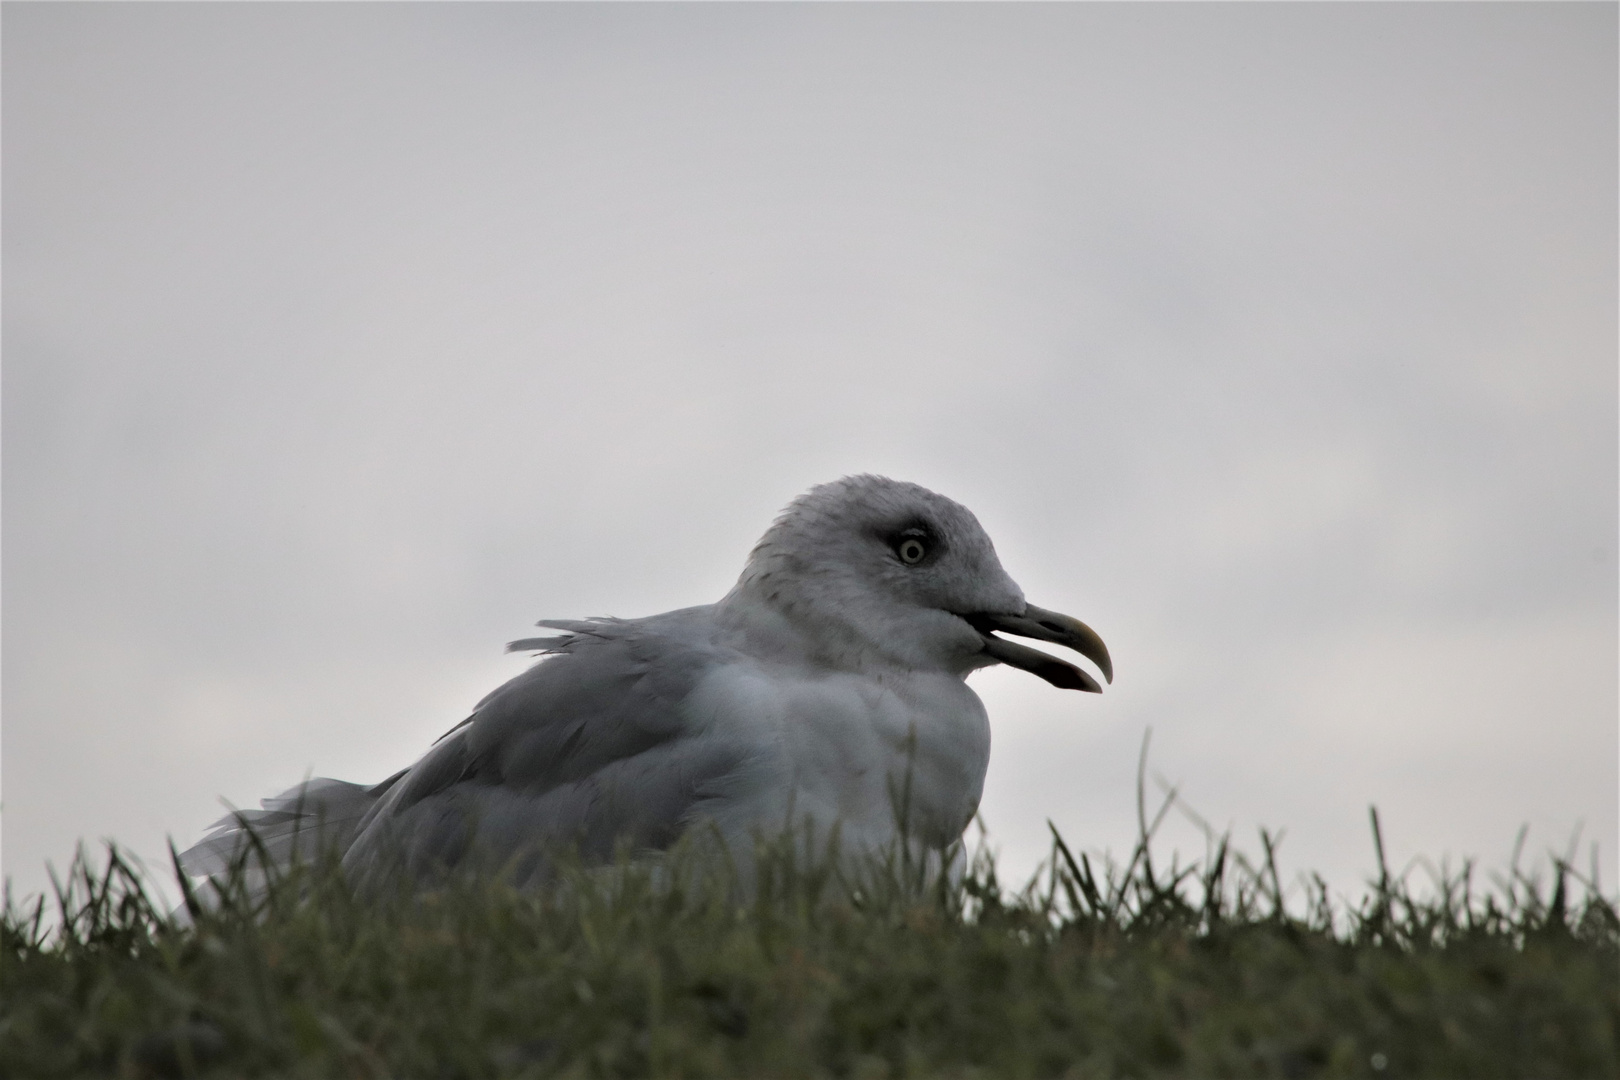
5 3 1615 909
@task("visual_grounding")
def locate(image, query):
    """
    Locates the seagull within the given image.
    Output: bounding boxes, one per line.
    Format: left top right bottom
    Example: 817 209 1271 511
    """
179 475 1111 890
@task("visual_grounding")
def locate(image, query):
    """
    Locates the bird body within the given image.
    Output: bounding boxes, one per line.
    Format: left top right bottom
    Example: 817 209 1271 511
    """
180 476 1110 889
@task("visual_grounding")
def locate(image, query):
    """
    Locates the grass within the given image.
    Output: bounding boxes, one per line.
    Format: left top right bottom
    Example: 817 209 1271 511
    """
2 797 1615 1079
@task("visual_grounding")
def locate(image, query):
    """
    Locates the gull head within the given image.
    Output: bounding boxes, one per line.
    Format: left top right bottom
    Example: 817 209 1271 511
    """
725 475 1112 690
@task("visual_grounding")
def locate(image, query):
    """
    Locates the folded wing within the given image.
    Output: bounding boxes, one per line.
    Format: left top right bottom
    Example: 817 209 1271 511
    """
183 606 756 890
341 606 754 888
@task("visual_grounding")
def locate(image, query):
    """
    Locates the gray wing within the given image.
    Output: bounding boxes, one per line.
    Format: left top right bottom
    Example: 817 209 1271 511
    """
178 775 396 880
341 606 756 889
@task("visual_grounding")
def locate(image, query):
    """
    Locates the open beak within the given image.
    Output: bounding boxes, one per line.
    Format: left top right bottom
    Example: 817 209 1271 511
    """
963 604 1112 693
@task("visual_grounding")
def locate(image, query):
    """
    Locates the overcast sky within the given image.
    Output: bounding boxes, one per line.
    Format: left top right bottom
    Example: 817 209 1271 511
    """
5 3 1615 909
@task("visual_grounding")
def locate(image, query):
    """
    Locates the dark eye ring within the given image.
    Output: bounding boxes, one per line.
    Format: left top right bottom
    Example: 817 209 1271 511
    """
896 537 927 565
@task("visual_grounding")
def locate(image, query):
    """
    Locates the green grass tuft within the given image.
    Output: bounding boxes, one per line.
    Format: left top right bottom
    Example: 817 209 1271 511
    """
3 807 1615 1079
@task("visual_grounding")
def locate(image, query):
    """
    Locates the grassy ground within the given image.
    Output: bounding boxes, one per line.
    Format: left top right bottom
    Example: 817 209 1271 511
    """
2 809 1615 1080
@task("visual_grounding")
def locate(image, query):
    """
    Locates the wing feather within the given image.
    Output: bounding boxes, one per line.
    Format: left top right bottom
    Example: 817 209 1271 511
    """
342 605 753 886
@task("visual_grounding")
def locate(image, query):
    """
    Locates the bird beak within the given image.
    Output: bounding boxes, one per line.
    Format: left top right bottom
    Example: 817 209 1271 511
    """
963 604 1113 693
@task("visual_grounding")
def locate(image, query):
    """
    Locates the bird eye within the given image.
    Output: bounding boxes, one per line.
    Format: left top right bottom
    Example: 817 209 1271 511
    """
896 537 928 565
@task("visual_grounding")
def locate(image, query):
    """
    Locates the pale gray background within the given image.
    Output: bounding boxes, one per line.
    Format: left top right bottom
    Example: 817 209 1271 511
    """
6 3 1616 909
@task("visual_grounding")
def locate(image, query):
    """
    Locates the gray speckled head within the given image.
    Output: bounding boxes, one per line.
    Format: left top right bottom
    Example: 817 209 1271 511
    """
725 475 1027 674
